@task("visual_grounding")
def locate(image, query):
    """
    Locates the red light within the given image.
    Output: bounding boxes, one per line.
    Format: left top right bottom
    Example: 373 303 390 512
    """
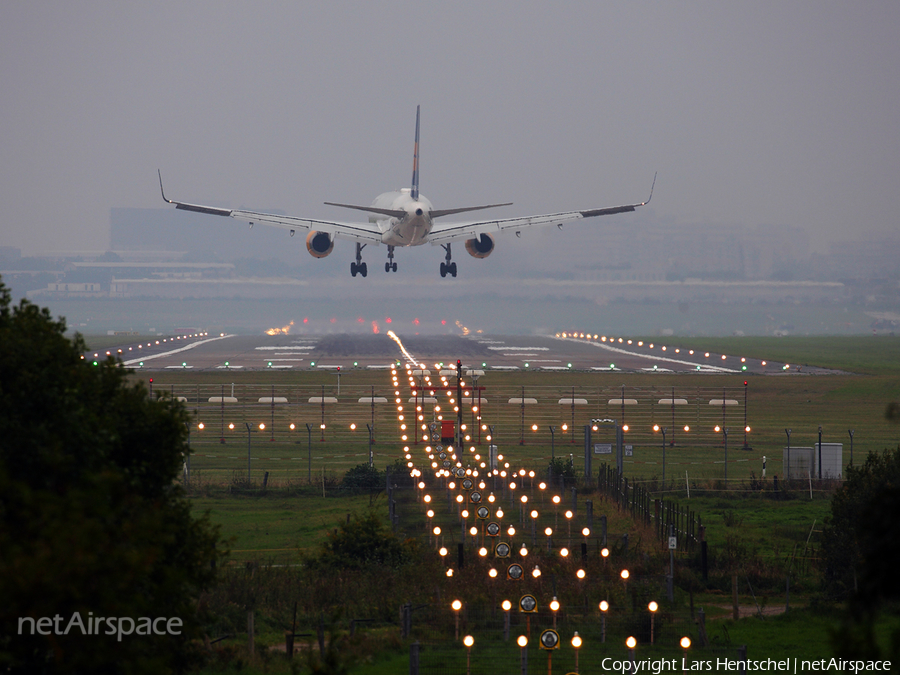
413 318 419 325
357 317 364 323
330 317 337 323
303 317 308 323
441 320 447 325
386 317 392 323
148 378 153 383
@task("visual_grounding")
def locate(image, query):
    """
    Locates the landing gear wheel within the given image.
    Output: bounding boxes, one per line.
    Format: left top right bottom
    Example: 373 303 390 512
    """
353 243 367 278
440 243 455 279
385 245 398 273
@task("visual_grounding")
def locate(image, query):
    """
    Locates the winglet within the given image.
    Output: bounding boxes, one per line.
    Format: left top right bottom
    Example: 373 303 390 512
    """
643 172 657 206
158 169 172 204
156 170 233 217
410 105 420 200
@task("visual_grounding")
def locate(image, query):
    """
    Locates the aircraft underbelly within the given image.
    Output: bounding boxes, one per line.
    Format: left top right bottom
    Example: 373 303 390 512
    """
382 216 430 247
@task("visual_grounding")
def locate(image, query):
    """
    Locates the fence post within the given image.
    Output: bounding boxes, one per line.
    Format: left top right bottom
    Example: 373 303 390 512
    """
248 611 255 658
400 603 411 639
697 608 708 647
409 641 420 675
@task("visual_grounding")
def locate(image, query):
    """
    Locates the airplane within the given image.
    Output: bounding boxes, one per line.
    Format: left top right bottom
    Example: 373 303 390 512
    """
159 106 654 278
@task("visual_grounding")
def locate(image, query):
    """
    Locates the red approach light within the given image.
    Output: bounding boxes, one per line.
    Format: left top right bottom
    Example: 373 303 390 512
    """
148 378 153 383
744 381 748 386
357 317 365 323
441 320 447 325
330 317 337 323
386 317 392 323
413 318 420 325
303 317 309 323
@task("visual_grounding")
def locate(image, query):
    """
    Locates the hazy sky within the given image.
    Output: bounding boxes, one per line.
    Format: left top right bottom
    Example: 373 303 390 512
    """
2 1 897 256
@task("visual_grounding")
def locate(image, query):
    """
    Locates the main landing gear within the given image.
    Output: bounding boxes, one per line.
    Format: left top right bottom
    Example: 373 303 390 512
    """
350 243 367 277
440 243 457 278
384 245 398 273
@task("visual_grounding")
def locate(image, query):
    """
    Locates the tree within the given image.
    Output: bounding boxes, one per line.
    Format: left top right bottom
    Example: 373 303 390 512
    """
820 447 900 603
0 281 222 673
821 447 900 660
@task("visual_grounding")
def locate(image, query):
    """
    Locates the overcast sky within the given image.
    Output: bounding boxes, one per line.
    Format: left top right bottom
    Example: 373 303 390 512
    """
2 1 897 257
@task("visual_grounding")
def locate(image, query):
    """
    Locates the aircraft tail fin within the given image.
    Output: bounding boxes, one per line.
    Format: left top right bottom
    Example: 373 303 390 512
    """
410 105 420 200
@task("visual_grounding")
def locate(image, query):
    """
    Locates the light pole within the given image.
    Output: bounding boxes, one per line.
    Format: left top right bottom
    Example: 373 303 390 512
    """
306 423 312 482
599 600 609 643
648 601 658 644
244 423 255 483
463 635 474 675
517 635 528 675
716 426 729 482
656 426 668 485
549 425 556 461
785 428 792 482
572 632 582 673
818 426 823 479
680 636 692 674
627 636 637 672
724 427 729 483
366 423 374 467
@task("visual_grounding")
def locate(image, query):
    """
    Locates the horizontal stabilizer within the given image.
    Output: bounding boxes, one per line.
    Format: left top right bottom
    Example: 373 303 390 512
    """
324 202 406 219
430 203 512 219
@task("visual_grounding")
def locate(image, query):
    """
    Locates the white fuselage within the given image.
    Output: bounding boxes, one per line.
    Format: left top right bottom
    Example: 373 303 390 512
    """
371 188 434 246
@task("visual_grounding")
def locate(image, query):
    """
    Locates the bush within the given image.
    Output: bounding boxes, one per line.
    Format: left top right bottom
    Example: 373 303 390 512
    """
307 512 417 571
342 463 384 492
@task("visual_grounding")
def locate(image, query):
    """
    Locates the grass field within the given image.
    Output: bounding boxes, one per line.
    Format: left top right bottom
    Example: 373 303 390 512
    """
113 335 900 671
145 354 899 489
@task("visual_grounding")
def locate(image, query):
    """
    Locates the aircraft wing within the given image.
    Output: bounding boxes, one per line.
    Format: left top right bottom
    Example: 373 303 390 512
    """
158 171 383 244
427 175 655 246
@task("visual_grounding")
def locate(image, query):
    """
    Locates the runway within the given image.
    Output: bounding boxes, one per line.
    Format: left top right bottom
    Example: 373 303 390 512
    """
88 331 841 375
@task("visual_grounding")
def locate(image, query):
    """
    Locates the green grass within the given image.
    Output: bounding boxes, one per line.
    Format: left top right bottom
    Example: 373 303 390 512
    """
172 335 900 671
191 491 383 563
639 335 900 376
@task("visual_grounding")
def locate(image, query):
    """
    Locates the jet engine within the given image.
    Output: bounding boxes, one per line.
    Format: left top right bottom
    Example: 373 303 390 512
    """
306 231 334 258
464 233 495 259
